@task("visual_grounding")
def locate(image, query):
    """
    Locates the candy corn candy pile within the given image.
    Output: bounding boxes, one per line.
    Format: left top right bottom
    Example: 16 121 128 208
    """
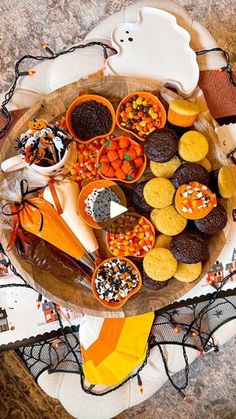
107 213 155 257
69 138 106 188
98 137 145 181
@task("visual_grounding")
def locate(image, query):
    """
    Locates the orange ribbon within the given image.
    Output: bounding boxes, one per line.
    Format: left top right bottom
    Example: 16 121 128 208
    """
48 179 63 215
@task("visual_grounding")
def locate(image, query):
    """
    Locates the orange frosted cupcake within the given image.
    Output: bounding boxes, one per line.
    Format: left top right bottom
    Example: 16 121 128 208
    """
168 99 199 127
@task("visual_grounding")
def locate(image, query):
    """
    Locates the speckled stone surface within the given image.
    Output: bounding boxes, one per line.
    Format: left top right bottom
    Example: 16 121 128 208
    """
0 1 235 418
119 336 236 419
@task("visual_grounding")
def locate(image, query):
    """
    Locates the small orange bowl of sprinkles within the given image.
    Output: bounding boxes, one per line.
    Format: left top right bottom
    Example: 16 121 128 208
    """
66 94 116 144
91 257 142 309
106 212 155 258
116 91 166 141
97 136 147 183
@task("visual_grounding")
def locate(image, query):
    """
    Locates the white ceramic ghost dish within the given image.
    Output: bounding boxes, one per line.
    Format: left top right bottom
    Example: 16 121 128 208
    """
106 7 199 97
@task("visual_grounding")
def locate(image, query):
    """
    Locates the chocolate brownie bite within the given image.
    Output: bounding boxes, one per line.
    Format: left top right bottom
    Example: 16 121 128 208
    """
144 128 178 163
132 181 152 214
170 230 208 263
142 269 170 290
172 162 210 188
194 203 227 235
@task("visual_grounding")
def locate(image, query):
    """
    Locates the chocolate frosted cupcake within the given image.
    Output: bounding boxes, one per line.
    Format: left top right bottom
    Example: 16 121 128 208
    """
194 203 227 235
171 230 208 263
144 128 178 162
132 181 153 214
172 162 210 188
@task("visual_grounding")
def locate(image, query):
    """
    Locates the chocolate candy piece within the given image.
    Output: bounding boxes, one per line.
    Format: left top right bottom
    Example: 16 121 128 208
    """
132 181 153 214
170 230 208 263
172 162 210 188
194 203 227 235
144 128 178 162
142 269 169 290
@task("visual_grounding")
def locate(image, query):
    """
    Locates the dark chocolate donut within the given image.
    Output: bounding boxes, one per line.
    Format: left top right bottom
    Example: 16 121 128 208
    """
142 269 169 290
144 128 178 162
194 204 227 235
172 163 210 188
132 182 153 214
170 230 208 263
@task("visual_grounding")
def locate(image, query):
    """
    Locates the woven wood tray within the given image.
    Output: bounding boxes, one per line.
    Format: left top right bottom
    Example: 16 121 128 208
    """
0 73 235 317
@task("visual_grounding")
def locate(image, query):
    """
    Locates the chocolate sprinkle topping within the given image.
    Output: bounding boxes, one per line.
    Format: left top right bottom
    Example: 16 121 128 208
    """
71 100 113 141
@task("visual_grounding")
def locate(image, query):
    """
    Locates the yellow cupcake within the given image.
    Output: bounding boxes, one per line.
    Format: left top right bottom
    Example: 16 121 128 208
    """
174 262 202 282
168 99 199 127
154 205 187 236
178 131 209 162
150 209 160 228
150 156 182 178
143 248 177 281
198 157 212 172
144 178 175 208
218 166 236 198
154 234 172 250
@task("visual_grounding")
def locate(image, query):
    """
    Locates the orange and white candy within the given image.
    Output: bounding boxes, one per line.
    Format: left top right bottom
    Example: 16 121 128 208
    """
175 181 217 220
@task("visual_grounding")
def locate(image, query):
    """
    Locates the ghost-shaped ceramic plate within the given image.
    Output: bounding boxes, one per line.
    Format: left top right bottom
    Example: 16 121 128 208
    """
106 7 199 97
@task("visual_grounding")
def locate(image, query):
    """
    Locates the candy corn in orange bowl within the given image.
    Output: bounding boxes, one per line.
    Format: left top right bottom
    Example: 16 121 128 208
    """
106 212 155 258
97 136 147 183
91 257 142 309
116 92 166 141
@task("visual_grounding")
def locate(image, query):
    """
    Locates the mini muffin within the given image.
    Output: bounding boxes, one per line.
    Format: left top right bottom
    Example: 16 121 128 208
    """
168 99 199 127
132 181 153 214
170 230 208 263
154 234 172 249
150 155 181 178
178 131 209 162
174 261 202 282
165 121 191 138
198 157 212 172
144 178 175 208
210 166 236 198
194 203 227 235
142 268 170 290
150 209 160 228
153 205 187 236
172 162 210 188
144 129 178 162
143 248 177 281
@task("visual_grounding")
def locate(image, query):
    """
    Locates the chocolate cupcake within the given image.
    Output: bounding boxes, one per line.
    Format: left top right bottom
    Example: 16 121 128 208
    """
142 268 170 290
172 162 210 188
171 230 208 263
144 128 178 162
194 203 227 235
165 121 192 138
132 181 153 214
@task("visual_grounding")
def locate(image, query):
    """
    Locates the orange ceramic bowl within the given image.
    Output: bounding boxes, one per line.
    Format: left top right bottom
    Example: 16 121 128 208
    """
106 212 155 258
78 179 127 229
66 94 116 144
91 257 142 309
97 136 147 184
116 91 166 141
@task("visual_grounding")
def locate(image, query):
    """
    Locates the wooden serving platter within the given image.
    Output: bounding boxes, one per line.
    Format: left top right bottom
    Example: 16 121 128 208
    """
0 73 235 317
